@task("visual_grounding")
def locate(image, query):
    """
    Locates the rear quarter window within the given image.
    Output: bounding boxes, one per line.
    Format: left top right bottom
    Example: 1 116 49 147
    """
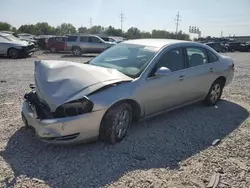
206 50 218 63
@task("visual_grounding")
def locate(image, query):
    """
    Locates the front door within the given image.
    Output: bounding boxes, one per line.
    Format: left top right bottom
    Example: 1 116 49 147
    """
139 47 192 116
88 36 106 53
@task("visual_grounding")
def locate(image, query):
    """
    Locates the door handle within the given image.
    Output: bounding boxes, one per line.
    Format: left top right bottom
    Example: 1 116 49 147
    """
179 75 185 80
209 68 214 72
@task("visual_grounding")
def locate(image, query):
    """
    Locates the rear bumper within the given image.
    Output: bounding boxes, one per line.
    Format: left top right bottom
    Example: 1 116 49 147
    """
21 100 105 144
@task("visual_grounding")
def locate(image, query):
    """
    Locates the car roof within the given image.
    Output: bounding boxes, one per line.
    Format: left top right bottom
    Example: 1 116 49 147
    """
122 38 191 48
0 33 11 37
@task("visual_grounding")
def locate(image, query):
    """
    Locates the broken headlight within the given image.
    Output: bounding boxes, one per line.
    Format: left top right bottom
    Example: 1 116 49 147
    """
53 97 93 118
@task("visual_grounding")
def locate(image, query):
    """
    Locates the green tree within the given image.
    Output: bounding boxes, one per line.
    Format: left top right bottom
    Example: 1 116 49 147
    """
0 22 12 31
56 23 76 35
78 27 88 33
11 27 17 33
125 27 141 39
35 22 54 35
18 24 37 35
88 25 105 34
140 31 151 38
104 26 122 36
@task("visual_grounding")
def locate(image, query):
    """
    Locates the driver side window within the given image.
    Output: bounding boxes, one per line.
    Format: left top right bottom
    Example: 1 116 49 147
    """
149 47 184 77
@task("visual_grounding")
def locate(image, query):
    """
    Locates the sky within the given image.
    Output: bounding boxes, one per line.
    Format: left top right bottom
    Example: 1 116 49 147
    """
1 0 250 37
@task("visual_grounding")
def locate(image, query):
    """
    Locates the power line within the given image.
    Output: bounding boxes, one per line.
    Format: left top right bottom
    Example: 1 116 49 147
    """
174 11 181 39
120 12 124 33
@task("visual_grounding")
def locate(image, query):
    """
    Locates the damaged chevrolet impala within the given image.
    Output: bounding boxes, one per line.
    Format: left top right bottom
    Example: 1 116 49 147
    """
22 39 234 145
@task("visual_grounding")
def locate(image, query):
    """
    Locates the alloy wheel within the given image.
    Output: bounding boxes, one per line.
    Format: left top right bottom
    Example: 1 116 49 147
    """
210 83 221 103
115 109 130 139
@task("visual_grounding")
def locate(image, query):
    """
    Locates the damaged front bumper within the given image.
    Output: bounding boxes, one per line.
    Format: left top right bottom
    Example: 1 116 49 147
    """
21 100 105 144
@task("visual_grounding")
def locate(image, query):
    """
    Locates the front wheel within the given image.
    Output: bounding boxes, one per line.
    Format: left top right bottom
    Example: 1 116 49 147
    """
100 103 132 144
203 80 224 106
8 48 19 59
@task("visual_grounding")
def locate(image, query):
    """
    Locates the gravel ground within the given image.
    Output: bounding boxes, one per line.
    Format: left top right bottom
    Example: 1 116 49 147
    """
0 51 249 188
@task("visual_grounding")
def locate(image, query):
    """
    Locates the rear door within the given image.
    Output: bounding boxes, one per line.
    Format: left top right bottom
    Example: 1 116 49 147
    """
183 46 218 99
65 35 78 51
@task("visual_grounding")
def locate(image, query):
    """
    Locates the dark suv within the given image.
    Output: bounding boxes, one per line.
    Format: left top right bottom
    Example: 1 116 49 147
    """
226 42 250 52
205 42 227 53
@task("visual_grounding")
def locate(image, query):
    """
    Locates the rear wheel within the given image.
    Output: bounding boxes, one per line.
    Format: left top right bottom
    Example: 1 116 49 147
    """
231 48 235 52
49 46 56 53
8 48 19 59
221 48 226 53
204 80 224 106
100 103 132 144
72 47 82 56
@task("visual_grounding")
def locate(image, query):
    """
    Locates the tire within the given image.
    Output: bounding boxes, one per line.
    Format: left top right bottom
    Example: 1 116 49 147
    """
8 48 19 59
231 48 235 52
49 46 56 53
203 80 224 106
221 48 226 53
72 47 82 56
100 103 132 144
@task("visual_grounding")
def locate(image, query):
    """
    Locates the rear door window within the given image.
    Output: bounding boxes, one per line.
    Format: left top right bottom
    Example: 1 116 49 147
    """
67 36 77 42
185 47 208 67
80 36 88 42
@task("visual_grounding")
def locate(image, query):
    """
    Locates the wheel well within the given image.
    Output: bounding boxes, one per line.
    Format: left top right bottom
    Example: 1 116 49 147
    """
72 46 81 50
7 47 17 55
106 99 141 122
215 76 226 87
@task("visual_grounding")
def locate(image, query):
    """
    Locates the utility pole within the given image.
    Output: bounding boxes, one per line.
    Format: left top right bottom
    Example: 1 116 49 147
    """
89 17 93 28
221 31 223 38
175 11 180 39
120 12 124 34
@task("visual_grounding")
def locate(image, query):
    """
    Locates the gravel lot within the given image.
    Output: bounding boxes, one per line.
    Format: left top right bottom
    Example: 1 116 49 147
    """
0 51 249 188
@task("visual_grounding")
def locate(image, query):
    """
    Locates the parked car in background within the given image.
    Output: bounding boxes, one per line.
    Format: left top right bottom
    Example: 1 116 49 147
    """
22 39 234 145
205 42 228 53
35 35 55 50
226 42 250 52
100 36 117 43
17 33 38 45
45 36 67 53
0 32 36 58
65 34 117 56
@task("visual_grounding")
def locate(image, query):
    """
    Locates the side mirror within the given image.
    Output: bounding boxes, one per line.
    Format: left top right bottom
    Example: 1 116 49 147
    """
155 67 172 77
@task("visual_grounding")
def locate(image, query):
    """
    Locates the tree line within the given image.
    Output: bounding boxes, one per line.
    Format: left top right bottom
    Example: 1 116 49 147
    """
0 21 190 40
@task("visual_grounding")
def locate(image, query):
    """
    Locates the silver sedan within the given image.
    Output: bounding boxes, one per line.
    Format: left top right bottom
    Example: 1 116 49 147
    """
21 39 234 145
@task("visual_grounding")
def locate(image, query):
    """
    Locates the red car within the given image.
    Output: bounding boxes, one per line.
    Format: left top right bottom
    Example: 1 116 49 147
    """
45 36 67 53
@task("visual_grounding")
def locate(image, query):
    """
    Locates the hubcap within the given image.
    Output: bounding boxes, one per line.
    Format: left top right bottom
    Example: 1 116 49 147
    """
115 109 130 139
74 49 81 56
50 47 56 52
10 49 18 58
210 84 221 103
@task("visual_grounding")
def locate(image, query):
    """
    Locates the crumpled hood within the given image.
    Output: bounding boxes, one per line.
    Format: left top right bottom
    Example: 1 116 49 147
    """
12 40 30 46
34 60 132 112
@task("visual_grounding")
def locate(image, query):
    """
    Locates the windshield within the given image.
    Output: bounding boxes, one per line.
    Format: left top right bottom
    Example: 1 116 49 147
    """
89 43 159 78
3 35 21 42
